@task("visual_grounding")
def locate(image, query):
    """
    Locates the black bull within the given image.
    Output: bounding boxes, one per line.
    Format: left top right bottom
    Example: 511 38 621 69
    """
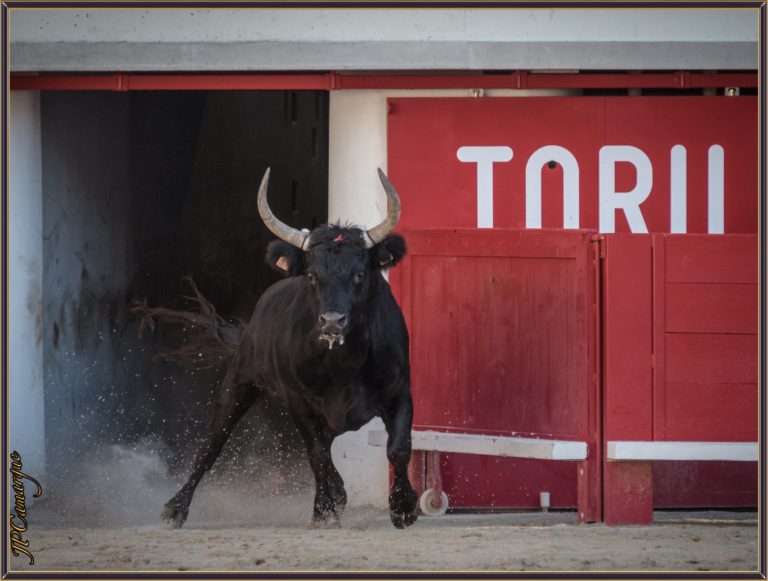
159 169 419 529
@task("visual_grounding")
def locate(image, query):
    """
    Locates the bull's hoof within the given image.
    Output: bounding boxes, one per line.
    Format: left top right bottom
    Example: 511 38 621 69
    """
389 509 418 529
308 508 342 529
161 502 188 529
308 517 342 530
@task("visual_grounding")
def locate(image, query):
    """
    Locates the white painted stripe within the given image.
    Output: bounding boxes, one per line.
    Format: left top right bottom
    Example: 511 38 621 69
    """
368 430 587 461
607 441 758 462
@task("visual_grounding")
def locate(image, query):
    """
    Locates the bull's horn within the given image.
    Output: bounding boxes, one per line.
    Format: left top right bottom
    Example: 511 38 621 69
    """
364 168 401 248
257 168 310 250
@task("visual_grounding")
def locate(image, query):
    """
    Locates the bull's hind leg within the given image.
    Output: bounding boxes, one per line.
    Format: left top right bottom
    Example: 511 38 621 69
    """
162 379 260 528
286 399 347 527
384 394 419 529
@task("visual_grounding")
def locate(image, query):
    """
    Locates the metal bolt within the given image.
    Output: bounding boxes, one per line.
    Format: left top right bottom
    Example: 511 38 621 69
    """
725 87 740 97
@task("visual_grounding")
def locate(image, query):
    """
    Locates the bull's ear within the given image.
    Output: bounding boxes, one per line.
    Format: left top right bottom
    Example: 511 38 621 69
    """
266 240 305 277
371 233 406 269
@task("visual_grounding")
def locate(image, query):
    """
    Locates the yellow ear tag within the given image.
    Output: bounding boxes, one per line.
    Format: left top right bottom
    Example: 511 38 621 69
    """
276 256 289 271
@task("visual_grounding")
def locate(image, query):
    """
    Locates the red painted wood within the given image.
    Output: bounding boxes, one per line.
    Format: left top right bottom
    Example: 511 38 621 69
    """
664 235 758 283
653 235 669 439
389 98 603 231
602 233 758 515
665 383 757 441
439 454 578 509
602 235 655 525
426 452 443 508
406 230 591 440
604 100 758 235
407 450 426 500
666 283 756 334
659 233 757 507
604 462 654 526
10 73 333 91
654 462 758 508
388 97 757 235
602 235 654 442
666 334 757 385
396 229 598 511
577 447 601 523
388 98 758 515
12 72 757 92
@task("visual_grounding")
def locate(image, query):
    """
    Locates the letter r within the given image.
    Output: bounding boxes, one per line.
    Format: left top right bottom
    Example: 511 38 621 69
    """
599 145 652 233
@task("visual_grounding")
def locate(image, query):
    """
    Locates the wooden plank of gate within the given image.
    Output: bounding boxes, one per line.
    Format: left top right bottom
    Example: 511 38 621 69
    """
369 430 587 460
666 283 755 334
602 235 654 525
664 235 757 284
608 441 758 462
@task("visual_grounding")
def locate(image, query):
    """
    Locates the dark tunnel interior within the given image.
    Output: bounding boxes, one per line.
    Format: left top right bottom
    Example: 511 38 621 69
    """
40 90 329 508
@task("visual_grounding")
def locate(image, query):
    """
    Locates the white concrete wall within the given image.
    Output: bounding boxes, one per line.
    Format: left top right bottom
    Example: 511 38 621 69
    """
10 9 756 43
328 88 570 505
9 91 45 480
10 8 758 71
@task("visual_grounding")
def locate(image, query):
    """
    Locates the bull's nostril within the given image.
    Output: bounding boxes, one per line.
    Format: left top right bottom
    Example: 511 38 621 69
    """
319 311 347 331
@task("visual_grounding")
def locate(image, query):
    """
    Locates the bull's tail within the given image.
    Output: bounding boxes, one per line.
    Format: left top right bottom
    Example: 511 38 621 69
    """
130 277 245 369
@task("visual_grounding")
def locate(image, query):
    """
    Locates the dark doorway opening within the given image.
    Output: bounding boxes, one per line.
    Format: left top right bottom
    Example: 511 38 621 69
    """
41 90 328 519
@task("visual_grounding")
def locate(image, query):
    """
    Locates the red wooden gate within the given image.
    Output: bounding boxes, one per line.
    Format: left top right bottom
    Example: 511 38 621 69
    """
386 95 758 517
389 229 601 517
602 233 758 523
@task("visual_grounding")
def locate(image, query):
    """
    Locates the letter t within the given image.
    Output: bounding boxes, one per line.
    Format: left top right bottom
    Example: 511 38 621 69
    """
457 146 513 228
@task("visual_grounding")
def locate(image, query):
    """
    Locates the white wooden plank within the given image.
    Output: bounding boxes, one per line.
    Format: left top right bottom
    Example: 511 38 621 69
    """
368 430 587 461
607 441 758 462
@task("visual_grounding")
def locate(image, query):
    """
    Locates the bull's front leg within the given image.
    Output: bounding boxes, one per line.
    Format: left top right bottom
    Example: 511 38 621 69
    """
287 400 347 527
384 393 419 529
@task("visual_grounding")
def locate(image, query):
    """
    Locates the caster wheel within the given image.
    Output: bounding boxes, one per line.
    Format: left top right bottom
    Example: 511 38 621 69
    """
419 488 449 516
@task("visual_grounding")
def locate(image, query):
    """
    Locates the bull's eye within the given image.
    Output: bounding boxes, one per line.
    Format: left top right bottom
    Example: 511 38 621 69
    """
354 271 366 285
306 272 316 285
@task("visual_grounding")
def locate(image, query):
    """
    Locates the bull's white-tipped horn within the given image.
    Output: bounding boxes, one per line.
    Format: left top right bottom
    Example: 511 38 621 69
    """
257 167 310 250
364 168 401 248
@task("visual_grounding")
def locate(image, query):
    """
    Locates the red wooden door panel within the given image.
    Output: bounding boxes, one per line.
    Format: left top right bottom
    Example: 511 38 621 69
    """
655 235 758 444
390 229 598 509
604 233 758 509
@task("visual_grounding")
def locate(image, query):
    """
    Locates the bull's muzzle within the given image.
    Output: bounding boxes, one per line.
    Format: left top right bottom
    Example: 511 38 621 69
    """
318 311 348 349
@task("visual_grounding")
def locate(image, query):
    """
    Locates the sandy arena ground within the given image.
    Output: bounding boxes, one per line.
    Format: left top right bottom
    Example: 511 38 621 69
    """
11 505 758 573
10 442 759 574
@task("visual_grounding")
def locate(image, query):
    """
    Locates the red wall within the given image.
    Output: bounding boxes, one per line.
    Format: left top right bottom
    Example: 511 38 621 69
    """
388 96 757 234
389 96 758 511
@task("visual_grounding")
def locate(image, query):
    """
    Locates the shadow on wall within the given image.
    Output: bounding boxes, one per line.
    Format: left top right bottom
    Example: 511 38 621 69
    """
39 90 328 524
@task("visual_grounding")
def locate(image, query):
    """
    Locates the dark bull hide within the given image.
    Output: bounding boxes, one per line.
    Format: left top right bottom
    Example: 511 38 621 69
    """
158 168 418 529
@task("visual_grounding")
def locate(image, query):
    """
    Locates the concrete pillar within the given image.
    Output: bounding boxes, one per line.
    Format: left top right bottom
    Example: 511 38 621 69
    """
9 91 45 479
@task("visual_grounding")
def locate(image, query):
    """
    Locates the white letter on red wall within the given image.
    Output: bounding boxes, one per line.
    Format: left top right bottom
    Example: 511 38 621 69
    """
525 146 580 229
670 145 687 233
599 145 653 233
708 145 724 234
457 146 513 228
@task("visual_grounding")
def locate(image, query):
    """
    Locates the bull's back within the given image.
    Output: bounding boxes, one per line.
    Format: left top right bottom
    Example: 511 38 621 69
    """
233 278 312 387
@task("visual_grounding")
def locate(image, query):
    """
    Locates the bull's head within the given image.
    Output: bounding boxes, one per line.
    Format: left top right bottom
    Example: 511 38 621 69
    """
259 168 406 350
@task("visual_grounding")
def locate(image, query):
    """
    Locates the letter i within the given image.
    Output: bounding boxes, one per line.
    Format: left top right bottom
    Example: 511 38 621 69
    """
670 145 687 233
708 145 724 234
